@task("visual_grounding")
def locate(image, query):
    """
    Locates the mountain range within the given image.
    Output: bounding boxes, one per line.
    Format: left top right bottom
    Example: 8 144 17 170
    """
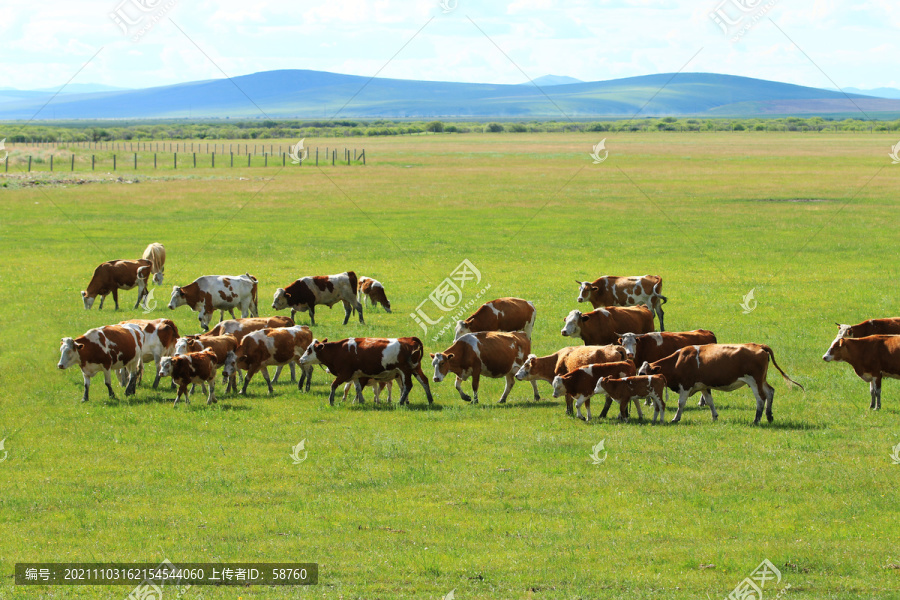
1 70 898 120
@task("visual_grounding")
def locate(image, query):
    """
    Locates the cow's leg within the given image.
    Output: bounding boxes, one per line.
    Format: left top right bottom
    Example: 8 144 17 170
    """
414 368 434 404
290 308 297 322
672 390 690 423
355 299 364 324
631 397 644 421
870 377 882 409
134 279 148 310
398 372 414 405
342 300 353 325
240 366 258 395
454 376 473 403
308 306 316 326
764 381 775 422
599 395 614 419
273 364 296 383
229 308 237 320
471 372 481 405
98 294 106 310
651 391 663 423
575 395 591 422
341 382 352 402
207 379 217 405
151 357 162 389
173 383 188 407
354 379 365 404
530 380 540 401
877 378 883 410
329 377 350 406
704 390 719 421
698 390 713 408
497 373 516 404
112 288 120 310
81 372 92 402
298 365 312 392
125 368 139 397
104 370 117 399
565 393 575 416
262 367 274 394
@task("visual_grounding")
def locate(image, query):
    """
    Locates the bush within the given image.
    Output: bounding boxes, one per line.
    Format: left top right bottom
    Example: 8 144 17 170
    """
509 123 528 133
486 123 504 133
426 121 443 133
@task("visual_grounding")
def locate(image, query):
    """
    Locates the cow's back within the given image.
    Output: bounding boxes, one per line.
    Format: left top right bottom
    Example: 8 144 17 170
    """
559 345 626 374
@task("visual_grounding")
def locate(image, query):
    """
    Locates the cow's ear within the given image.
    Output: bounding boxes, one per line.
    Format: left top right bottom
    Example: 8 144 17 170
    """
429 353 435 359
75 342 84 350
590 285 599 291
837 339 845 347
834 322 841 328
320 338 328 344
81 290 87 298
582 313 591 322
445 353 455 360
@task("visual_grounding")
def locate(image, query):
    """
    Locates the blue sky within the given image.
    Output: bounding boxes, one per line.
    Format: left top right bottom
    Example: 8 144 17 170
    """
1 0 896 91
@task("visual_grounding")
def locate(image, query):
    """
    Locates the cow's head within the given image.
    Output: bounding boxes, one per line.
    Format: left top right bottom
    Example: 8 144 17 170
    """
637 361 659 376
298 338 327 365
515 354 537 381
823 337 845 362
58 337 82 370
561 310 585 338
153 271 164 286
617 332 638 360
272 288 291 310
158 356 174 378
81 290 95 310
594 376 611 397
550 375 566 398
430 352 453 382
576 280 597 304
453 320 472 340
222 350 237 380
174 336 202 356
168 286 186 310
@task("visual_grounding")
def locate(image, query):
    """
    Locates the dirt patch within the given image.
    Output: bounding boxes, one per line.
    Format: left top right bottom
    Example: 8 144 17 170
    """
753 198 828 203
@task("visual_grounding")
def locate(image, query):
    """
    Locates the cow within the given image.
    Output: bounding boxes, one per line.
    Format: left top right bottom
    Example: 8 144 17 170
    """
833 318 900 341
174 334 239 392
299 337 434 406
639 344 803 424
208 316 296 383
549 361 637 421
223 326 314 395
358 276 392 313
82 259 152 310
454 297 536 341
117 318 180 388
57 325 145 402
168 274 258 331
341 377 399 404
272 271 363 326
142 242 166 285
822 334 900 410
431 331 539 404
576 275 667 330
158 348 219 407
596 375 667 423
514 344 628 414
561 306 654 346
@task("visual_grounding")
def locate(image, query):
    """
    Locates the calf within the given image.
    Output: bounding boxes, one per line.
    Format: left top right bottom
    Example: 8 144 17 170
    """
341 377 399 404
833 318 900 341
549 361 637 421
576 275 667 330
82 259 152 310
358 276 392 313
639 344 803 424
174 334 239 392
299 337 434 406
514 344 628 414
596 375 667 423
141 242 166 285
454 297 536 340
272 271 363 325
823 334 900 410
431 332 539 404
223 326 314 395
561 306 654 345
58 325 145 402
168 274 258 331
118 318 180 388
158 348 219 407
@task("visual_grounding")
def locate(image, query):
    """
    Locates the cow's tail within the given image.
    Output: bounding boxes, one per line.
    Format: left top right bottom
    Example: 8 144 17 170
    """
247 273 259 317
652 277 667 304
408 337 425 368
142 243 165 275
347 271 359 295
762 345 804 390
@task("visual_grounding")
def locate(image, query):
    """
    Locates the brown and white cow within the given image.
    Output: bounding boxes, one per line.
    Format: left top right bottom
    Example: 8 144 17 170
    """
576 275 667 330
223 326 314 395
208 316 296 382
299 337 434 406
358 276 392 313
82 259 152 310
639 344 803 424
272 271 363 326
58 325 145 402
117 318 180 388
549 361 637 421
596 375 667 423
431 331 539 404
168 274 258 331
561 306 654 346
823 334 900 410
158 348 219 407
454 297 536 341
174 334 239 392
833 318 900 341
514 344 628 414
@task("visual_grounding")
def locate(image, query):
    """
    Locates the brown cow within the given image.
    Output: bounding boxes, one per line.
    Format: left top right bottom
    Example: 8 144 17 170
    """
639 344 803 424
223 326 314 395
299 337 434 406
514 344 628 414
454 297 536 340
833 318 900 341
431 332 539 404
561 306 654 345
208 316 296 383
58 325 145 402
158 348 219 407
272 271 363 325
82 259 152 310
174 334 239 392
358 276 392 313
823 334 900 410
168 274 258 331
117 318 180 388
549 361 637 421
596 375 667 423
576 275 667 330
341 377 399 403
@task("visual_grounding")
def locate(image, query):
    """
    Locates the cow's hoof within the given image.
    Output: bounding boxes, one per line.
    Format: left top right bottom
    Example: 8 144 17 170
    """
498 399 506 404
460 395 473 403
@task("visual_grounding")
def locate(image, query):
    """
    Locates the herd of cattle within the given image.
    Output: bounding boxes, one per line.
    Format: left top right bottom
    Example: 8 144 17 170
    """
57 244 900 422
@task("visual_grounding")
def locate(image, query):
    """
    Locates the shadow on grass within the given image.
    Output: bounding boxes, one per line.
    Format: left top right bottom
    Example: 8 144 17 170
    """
342 401 444 412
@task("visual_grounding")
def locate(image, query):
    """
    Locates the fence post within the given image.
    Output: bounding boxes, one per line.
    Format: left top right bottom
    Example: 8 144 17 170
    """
92 155 94 170
231 152 233 167
4 155 7 172
28 156 31 171
50 155 53 171
134 152 137 170
282 153 285 166
316 148 319 166
332 150 335 166
193 152 196 168
113 155 116 170
362 150 365 165
212 152 215 168
174 153 177 169
71 154 75 171
265 153 268 167
154 153 157 169
347 152 350 166
248 153 251 167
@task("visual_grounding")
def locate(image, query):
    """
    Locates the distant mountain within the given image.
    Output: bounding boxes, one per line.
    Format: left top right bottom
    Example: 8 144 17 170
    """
526 75 584 86
844 87 900 100
0 69 898 120
34 83 133 94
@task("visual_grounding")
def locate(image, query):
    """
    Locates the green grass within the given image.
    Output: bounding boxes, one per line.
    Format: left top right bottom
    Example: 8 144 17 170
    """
1 132 900 599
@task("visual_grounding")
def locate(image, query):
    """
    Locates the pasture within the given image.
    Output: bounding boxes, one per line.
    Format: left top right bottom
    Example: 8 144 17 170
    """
1 131 899 599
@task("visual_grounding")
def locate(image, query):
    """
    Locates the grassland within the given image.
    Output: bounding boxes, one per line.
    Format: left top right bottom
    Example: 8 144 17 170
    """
1 132 899 599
